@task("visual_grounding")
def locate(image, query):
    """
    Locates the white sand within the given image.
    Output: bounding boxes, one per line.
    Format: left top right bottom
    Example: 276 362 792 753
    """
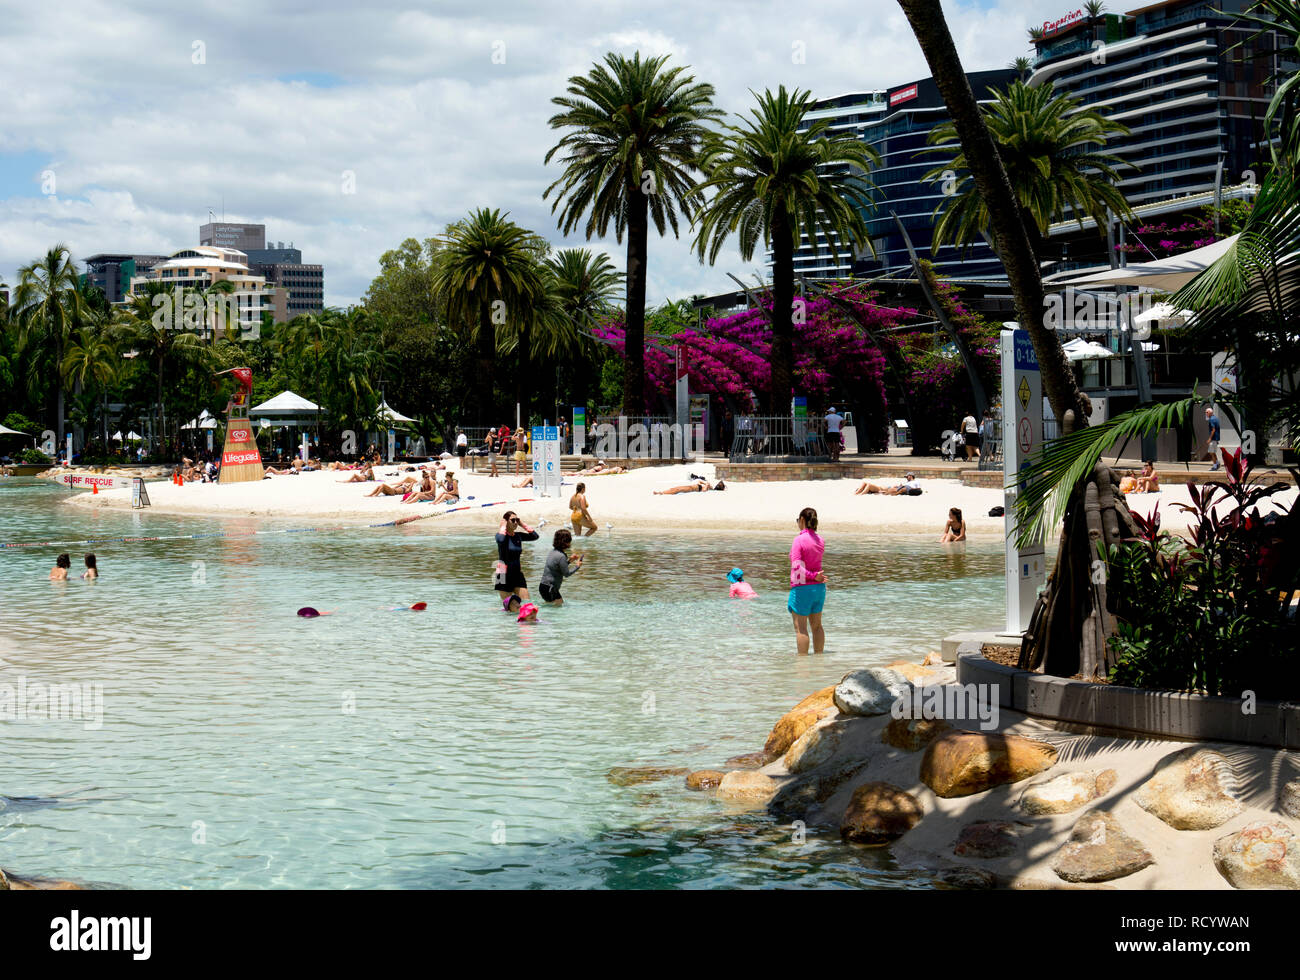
63 462 1295 538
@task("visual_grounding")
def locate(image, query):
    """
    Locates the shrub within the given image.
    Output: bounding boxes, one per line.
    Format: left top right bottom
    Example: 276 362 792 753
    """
20 448 51 464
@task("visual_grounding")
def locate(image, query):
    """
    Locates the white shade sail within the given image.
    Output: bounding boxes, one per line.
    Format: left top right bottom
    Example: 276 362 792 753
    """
1054 235 1239 290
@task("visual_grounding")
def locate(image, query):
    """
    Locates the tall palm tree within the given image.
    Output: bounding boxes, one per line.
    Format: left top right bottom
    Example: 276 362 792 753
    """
432 208 553 425
546 248 623 333
922 81 1132 257
117 281 209 454
13 244 86 439
62 323 122 451
1009 56 1033 81
544 51 721 416
692 85 879 411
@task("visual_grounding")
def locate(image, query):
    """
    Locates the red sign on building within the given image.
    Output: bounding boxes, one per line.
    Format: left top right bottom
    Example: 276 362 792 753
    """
889 84 918 107
1040 8 1086 38
229 427 251 443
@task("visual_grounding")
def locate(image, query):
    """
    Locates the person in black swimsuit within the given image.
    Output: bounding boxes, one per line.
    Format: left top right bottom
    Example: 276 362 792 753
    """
494 510 539 603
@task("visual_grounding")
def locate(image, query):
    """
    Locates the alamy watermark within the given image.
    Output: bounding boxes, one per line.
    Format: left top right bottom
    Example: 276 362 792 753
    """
1044 288 1163 341
589 415 705 459
0 675 103 730
892 682 999 730
149 285 261 340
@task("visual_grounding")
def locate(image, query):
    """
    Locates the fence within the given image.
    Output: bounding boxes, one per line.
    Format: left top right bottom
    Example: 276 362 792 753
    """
728 415 831 462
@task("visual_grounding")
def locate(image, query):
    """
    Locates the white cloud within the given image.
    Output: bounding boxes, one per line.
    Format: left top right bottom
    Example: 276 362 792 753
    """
0 0 1046 306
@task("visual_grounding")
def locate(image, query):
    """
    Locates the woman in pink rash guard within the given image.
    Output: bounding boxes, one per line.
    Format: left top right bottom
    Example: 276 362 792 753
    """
788 507 827 655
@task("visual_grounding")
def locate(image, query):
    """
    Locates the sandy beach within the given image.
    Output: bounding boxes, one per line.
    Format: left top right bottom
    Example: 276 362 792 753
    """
61 461 1296 537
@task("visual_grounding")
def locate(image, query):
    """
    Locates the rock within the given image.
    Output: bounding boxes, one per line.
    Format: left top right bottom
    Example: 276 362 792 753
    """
839 782 924 845
887 661 942 683
2 870 84 890
767 759 870 822
1213 820 1300 889
1020 769 1118 815
1135 747 1242 830
0 868 7 890
715 771 779 805
936 866 996 889
833 668 912 717
882 716 953 752
953 820 1023 859
762 685 837 759
1280 780 1300 819
724 751 769 769
922 651 944 667
783 721 845 773
685 770 727 791
920 731 1058 798
606 765 690 787
1052 811 1154 883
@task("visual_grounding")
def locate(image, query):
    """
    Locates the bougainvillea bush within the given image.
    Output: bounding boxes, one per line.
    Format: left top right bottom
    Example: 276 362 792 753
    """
593 287 910 452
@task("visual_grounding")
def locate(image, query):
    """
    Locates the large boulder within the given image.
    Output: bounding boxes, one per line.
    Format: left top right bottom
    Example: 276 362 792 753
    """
886 661 942 684
1052 811 1154 883
920 731 1058 798
768 759 870 822
606 765 690 787
783 721 845 774
1135 748 1242 830
839 782 924 845
882 716 953 752
1213 820 1300 889
833 668 912 717
762 685 838 759
715 770 779 805
1019 769 1118 815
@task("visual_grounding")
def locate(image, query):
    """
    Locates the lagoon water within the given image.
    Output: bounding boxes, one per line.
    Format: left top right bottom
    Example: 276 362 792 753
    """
1 478 1005 888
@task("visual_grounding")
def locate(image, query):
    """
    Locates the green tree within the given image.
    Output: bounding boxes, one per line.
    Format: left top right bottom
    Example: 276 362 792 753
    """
61 323 122 450
13 244 87 438
544 51 720 415
692 85 879 410
432 208 552 425
923 81 1132 256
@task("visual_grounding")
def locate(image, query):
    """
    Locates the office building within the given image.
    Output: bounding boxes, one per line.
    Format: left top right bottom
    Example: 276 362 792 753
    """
242 243 324 316
769 70 1018 283
82 253 167 305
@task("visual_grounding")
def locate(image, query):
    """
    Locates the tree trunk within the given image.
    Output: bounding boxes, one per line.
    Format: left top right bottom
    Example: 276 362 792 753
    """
476 301 495 427
157 355 165 458
896 0 1088 427
623 186 649 417
770 210 795 417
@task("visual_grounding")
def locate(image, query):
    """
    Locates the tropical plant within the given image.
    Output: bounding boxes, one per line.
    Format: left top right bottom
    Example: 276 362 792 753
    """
12 244 86 439
432 209 553 425
923 81 1132 255
61 325 123 451
692 85 879 411
1009 56 1033 81
544 51 721 415
1234 0 1300 177
547 248 622 333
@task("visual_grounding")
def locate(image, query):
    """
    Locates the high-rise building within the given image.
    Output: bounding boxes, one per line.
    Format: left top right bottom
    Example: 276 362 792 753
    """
242 244 324 316
199 222 266 251
1032 0 1286 207
768 70 1018 283
82 253 168 304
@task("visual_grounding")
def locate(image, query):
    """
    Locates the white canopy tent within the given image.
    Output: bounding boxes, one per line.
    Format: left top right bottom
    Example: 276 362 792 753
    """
1053 235 1239 290
376 400 416 426
1061 338 1117 361
181 409 219 431
249 391 321 428
0 423 35 442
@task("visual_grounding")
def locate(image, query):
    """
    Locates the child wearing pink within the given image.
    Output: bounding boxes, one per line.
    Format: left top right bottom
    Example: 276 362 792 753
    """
726 567 758 598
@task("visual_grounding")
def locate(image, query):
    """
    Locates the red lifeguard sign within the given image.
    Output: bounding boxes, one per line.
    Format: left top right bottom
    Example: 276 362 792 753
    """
216 367 264 483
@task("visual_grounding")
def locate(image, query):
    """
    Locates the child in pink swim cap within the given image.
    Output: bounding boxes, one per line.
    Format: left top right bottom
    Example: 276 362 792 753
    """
517 602 539 622
727 568 757 598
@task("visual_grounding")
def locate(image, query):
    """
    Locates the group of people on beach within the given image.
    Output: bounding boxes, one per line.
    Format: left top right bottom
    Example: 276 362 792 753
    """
481 425 531 478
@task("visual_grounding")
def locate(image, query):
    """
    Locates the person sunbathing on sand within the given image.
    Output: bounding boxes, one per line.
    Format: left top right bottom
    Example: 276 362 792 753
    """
855 473 922 496
577 461 627 475
366 475 418 496
265 459 308 476
654 480 725 495
401 473 439 504
1136 461 1160 493
513 475 534 488
338 466 375 483
430 475 460 505
940 508 966 542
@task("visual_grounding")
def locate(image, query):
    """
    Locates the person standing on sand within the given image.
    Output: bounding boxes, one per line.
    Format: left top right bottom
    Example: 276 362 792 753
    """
485 429 500 477
494 510 539 603
514 427 528 476
788 507 827 656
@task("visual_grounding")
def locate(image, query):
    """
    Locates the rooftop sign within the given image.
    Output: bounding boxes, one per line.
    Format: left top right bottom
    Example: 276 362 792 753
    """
889 84 918 106
1040 7 1086 37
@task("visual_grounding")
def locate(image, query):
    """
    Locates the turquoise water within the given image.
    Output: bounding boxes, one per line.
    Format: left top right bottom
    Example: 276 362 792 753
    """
0 479 1005 888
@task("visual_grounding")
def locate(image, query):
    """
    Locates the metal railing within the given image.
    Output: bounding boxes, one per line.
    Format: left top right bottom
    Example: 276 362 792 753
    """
728 415 831 462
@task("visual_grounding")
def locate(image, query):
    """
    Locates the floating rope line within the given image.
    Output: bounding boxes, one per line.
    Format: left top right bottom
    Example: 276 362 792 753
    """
0 498 538 550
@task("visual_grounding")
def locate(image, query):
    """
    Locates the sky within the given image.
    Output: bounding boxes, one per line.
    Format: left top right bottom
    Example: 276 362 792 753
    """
0 0 1056 308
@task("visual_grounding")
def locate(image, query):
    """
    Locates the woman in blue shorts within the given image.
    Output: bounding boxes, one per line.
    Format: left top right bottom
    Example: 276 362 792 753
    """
788 507 827 655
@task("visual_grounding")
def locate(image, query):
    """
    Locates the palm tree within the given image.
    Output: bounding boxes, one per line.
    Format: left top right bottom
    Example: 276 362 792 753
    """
13 245 86 440
117 281 209 454
62 323 122 451
432 208 553 425
923 82 1132 257
547 248 623 333
544 51 721 416
692 85 879 411
1009 56 1033 81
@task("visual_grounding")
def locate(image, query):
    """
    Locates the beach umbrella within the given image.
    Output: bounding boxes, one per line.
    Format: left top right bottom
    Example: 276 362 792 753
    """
1064 340 1117 362
1132 302 1193 330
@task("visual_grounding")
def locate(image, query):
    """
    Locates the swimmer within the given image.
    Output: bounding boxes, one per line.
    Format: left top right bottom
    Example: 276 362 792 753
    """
82 553 99 580
940 508 966 543
653 480 724 495
569 483 596 537
387 602 428 611
502 594 522 614
296 607 336 617
50 553 71 581
727 567 757 598
517 602 540 623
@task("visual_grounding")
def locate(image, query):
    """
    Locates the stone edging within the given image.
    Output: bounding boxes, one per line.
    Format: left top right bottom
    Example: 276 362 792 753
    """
954 644 1300 749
